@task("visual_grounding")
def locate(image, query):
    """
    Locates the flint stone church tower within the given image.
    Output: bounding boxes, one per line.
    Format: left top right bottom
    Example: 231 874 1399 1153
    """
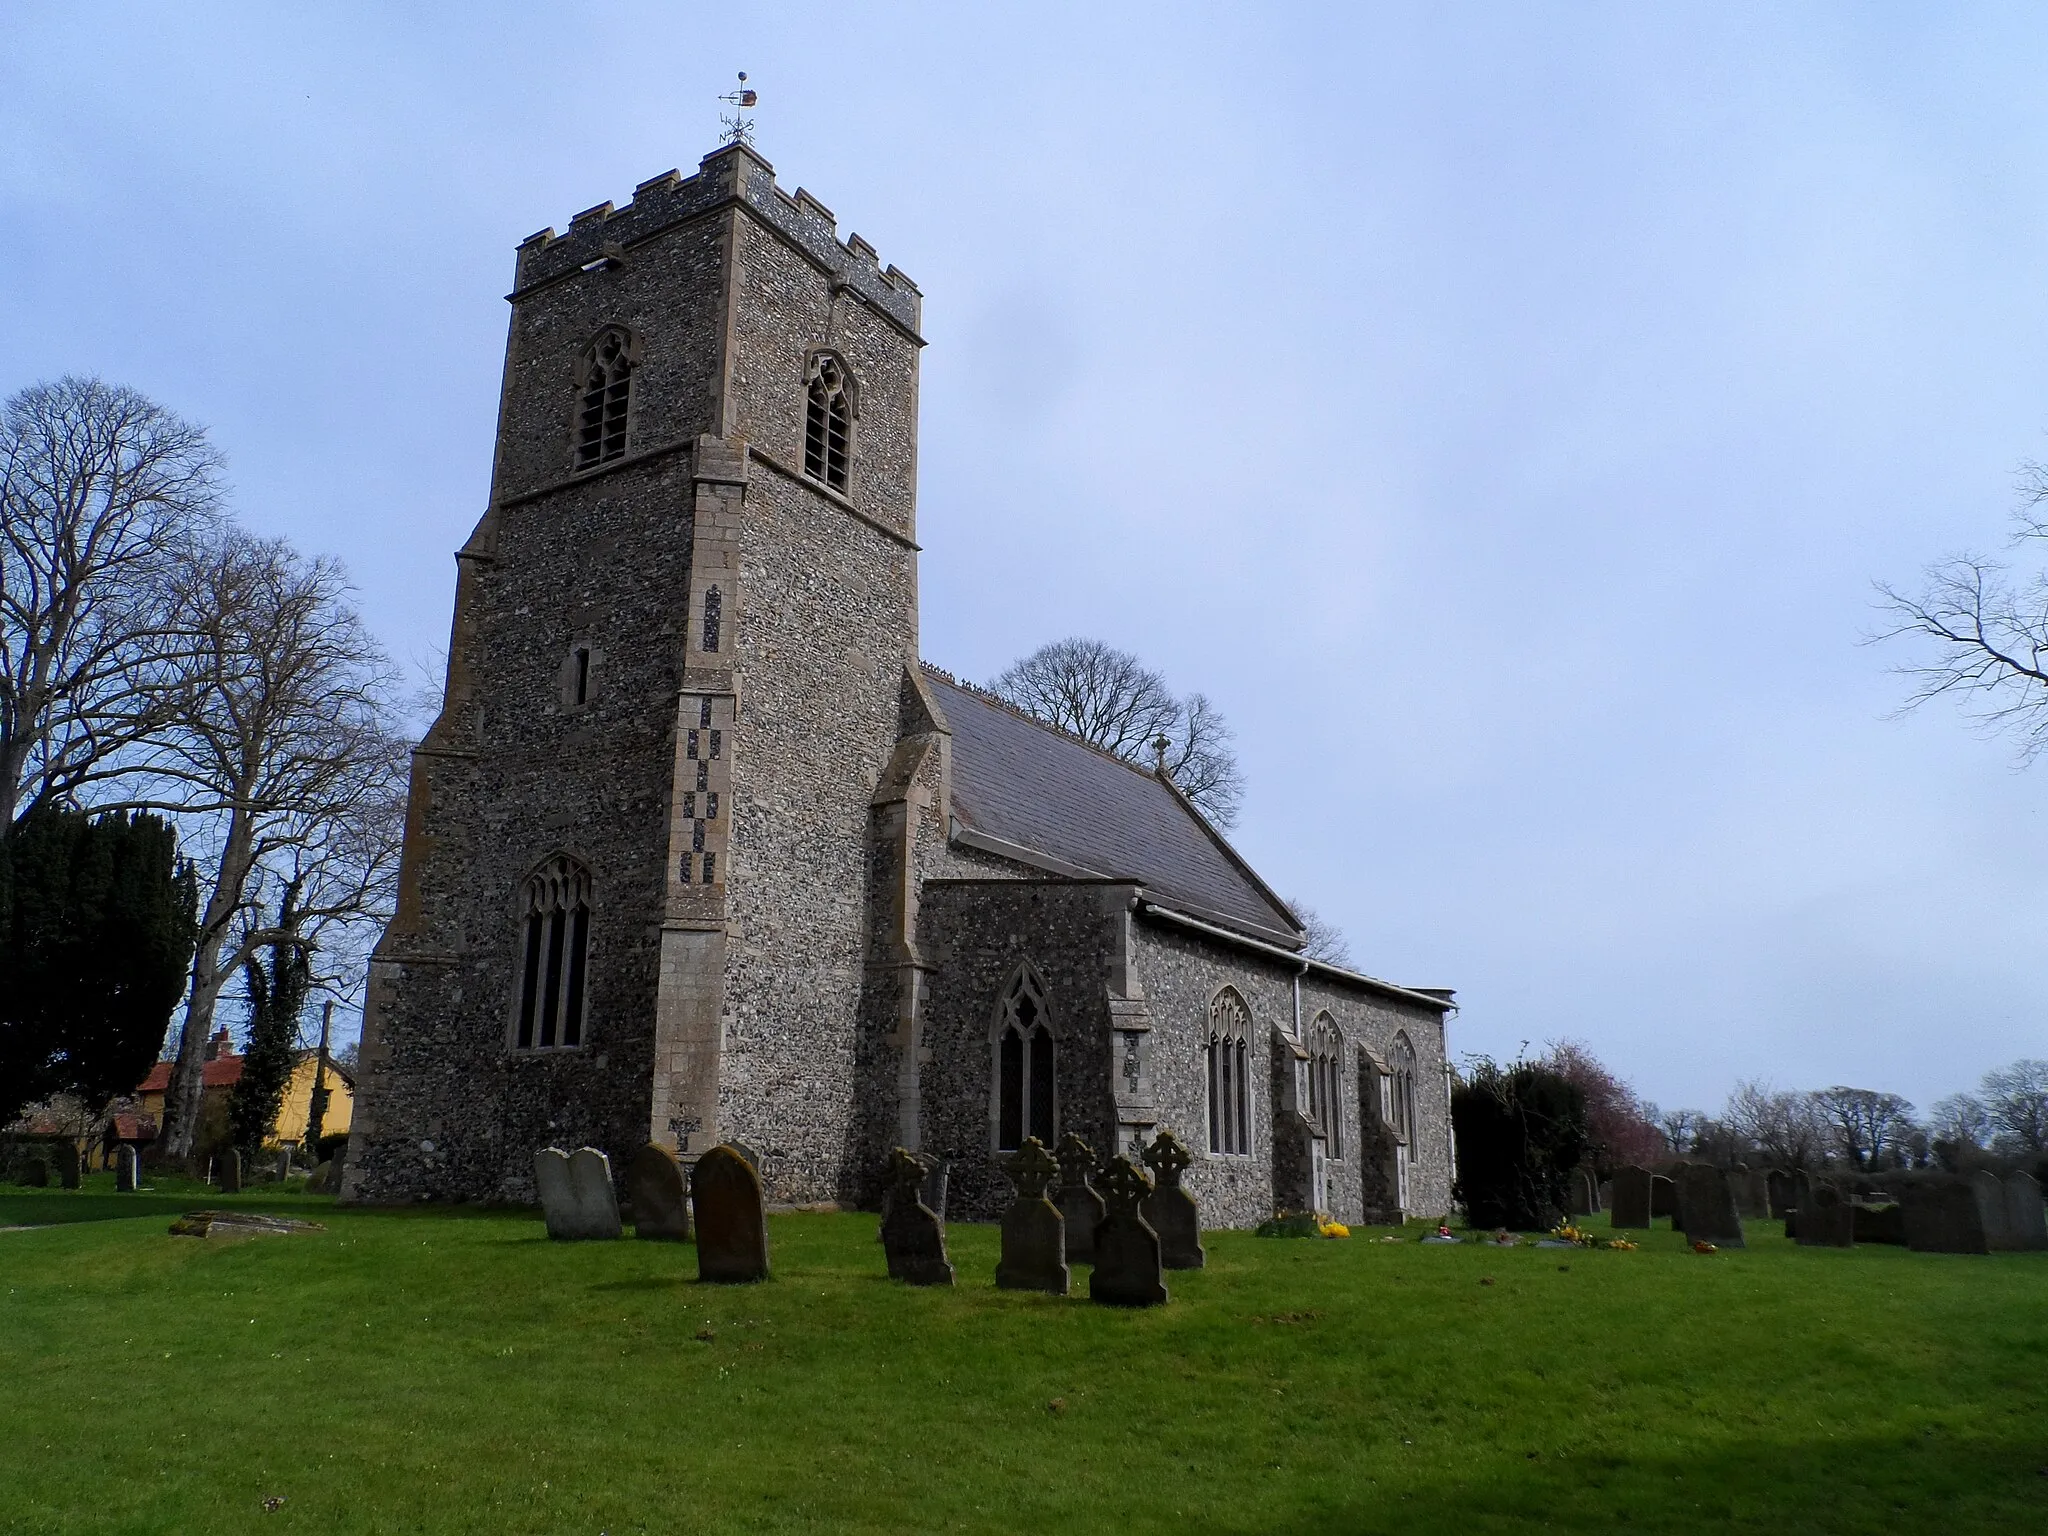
343 142 1456 1226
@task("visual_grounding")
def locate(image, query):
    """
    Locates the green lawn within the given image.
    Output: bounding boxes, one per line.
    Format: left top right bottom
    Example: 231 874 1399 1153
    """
3 1184 2046 1535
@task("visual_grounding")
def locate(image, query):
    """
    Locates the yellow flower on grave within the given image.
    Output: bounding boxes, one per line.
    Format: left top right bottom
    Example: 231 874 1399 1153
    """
1317 1219 1350 1239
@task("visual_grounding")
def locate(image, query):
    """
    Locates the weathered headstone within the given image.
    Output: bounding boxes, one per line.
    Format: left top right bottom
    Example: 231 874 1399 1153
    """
1608 1165 1652 1229
306 1160 338 1195
20 1157 48 1188
1732 1166 1770 1220
1766 1169 1795 1220
2004 1170 2048 1251
1851 1199 1904 1246
879 1147 953 1286
116 1145 139 1192
1648 1172 1676 1223
1677 1162 1745 1247
55 1142 80 1190
533 1146 618 1240
1090 1155 1168 1307
1796 1181 1854 1247
1054 1132 1106 1264
692 1143 770 1282
217 1148 243 1195
996 1137 1068 1294
1139 1128 1205 1270
276 1148 293 1183
1970 1169 2012 1250
921 1156 950 1221
1785 1171 1812 1240
1903 1178 1991 1254
626 1143 690 1241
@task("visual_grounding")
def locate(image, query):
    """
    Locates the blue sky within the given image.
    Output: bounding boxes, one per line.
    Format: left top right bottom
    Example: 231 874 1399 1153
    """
6 3 2048 1114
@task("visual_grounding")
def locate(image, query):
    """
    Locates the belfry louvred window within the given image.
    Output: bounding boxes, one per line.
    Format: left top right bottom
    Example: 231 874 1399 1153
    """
575 328 634 468
994 968 1055 1151
803 353 852 491
515 856 592 1050
1206 990 1252 1156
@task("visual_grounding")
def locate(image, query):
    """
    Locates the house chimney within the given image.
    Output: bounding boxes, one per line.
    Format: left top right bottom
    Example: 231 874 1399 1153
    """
206 1029 231 1062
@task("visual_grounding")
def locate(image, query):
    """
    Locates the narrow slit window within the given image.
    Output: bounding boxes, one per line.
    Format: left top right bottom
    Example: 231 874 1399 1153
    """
804 353 853 491
573 647 590 706
513 855 593 1051
575 329 634 469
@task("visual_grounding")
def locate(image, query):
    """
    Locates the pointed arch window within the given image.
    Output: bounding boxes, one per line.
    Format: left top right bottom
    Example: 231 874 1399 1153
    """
574 328 635 469
993 967 1055 1151
1308 1013 1343 1157
515 855 592 1050
1206 989 1252 1156
803 352 853 491
1391 1031 1419 1163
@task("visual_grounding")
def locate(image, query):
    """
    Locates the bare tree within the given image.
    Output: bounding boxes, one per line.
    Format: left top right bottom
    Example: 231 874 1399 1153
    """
1812 1086 1919 1169
1873 462 2048 760
1722 1080 1829 1169
1657 1107 1706 1156
151 534 407 1162
1286 899 1352 965
0 377 224 833
990 637 1246 827
1928 1092 1991 1152
1981 1058 2048 1153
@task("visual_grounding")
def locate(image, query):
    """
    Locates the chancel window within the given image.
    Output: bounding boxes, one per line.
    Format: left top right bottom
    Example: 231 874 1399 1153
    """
1391 1031 1418 1163
574 328 634 469
515 855 592 1050
1308 1014 1343 1157
1206 989 1252 1156
803 352 852 491
993 967 1055 1151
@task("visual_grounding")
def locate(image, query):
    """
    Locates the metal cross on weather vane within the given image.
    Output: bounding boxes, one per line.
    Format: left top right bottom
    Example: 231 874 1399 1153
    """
718 72 759 147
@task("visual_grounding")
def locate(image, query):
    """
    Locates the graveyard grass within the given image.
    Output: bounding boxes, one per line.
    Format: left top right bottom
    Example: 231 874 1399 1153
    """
4 1185 2046 1535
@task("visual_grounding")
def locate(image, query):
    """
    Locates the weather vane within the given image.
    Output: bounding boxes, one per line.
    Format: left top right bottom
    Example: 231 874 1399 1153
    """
718 72 759 147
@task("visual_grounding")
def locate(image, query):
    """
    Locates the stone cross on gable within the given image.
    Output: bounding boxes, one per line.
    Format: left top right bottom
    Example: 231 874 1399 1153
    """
1005 1137 1060 1200
1097 1155 1154 1216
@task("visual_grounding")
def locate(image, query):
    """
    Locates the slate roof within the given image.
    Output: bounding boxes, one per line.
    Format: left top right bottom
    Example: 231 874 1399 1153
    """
921 667 1303 945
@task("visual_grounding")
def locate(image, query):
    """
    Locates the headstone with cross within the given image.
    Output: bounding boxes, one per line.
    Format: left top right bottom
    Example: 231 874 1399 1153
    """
880 1147 954 1285
1054 1133 1106 1264
1139 1128 1205 1270
995 1137 1068 1294
1090 1156 1168 1307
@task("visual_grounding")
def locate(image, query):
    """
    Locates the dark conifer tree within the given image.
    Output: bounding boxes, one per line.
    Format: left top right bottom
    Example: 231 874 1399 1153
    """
0 805 197 1126
227 881 310 1155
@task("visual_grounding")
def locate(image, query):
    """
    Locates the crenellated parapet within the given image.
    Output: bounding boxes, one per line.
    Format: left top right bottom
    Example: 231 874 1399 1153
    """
512 142 922 334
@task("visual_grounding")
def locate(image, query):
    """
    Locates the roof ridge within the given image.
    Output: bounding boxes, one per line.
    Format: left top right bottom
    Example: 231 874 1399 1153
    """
918 660 1179 785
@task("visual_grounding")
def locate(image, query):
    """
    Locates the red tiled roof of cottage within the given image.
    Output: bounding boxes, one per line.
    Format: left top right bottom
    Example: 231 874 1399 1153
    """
110 1113 158 1143
137 1054 244 1094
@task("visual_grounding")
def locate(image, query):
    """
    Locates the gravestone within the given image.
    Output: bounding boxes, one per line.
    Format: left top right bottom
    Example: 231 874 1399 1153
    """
276 1149 293 1183
692 1143 770 1282
217 1149 243 1194
1677 1163 1745 1247
1851 1200 1905 1246
1902 1178 1990 1254
306 1160 338 1195
626 1143 690 1241
20 1157 48 1188
1054 1132 1106 1263
1608 1165 1652 1229
116 1146 139 1192
921 1156 950 1221
1796 1181 1854 1247
1566 1168 1596 1217
55 1142 80 1190
1139 1128 1205 1270
1784 1171 1812 1240
566 1148 621 1239
534 1148 574 1235
2004 1170 2048 1251
1733 1166 1770 1220
879 1147 954 1285
995 1137 1068 1295
1090 1155 1168 1307
1970 1169 2012 1250
1766 1169 1794 1220
1648 1173 1676 1223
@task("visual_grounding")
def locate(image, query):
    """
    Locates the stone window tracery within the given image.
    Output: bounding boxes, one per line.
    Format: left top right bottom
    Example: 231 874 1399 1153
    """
1391 1031 1419 1163
993 966 1054 1151
1206 989 1252 1156
803 352 853 491
574 327 635 469
1308 1013 1343 1157
515 855 592 1050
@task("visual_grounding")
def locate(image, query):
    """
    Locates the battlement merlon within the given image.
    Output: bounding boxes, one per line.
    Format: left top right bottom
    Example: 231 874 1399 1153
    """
510 142 923 336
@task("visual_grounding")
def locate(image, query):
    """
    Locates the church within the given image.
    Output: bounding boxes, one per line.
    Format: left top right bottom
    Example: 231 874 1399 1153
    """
341 141 1455 1227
